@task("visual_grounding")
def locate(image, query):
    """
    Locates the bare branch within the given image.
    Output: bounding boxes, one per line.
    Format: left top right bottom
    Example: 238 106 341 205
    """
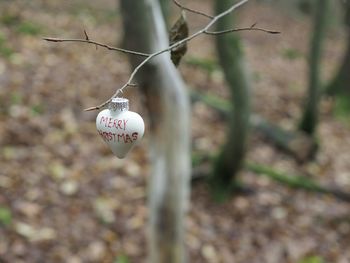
45 0 278 111
84 0 251 111
85 105 102 111
43 37 150 57
173 0 214 19
205 27 281 35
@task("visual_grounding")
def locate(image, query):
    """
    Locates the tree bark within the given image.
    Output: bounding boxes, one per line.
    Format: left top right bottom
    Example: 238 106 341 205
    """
120 1 191 262
299 0 329 135
210 0 251 200
159 0 170 24
297 0 314 15
326 1 350 96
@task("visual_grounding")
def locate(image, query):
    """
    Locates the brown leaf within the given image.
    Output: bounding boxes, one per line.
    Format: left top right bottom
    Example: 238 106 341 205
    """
169 11 189 66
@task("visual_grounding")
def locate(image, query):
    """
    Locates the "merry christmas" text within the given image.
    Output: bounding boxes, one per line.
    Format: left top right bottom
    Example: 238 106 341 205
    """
98 130 139 143
99 116 128 130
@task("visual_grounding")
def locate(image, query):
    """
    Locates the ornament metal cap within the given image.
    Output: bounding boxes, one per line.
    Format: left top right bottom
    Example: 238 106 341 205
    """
108 97 129 112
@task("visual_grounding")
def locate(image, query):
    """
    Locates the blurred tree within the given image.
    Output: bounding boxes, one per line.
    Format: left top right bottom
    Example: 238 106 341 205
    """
298 0 315 15
299 0 329 136
160 0 170 24
209 0 251 200
326 0 350 96
120 0 190 262
191 91 317 162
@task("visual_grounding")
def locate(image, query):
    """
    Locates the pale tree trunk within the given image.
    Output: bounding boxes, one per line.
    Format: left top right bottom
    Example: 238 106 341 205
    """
159 0 170 23
120 1 190 263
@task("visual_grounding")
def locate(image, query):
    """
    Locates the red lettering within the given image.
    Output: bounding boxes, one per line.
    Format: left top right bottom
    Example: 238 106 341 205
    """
99 129 139 144
123 119 128 130
107 118 113 128
98 130 117 142
125 134 132 143
132 132 138 141
117 120 123 129
100 116 107 125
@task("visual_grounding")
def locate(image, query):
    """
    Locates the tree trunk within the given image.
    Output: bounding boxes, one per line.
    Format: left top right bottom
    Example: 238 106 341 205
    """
159 0 170 24
299 0 329 135
190 91 317 162
327 33 350 96
297 0 315 15
120 1 191 262
210 0 251 200
326 1 350 96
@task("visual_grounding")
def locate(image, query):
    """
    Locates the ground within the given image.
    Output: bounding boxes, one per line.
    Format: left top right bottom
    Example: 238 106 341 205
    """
0 0 349 262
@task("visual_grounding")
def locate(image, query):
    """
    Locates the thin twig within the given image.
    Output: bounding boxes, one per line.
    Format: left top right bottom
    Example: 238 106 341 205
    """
205 27 280 35
85 0 251 111
173 0 214 19
84 29 89 40
43 37 150 57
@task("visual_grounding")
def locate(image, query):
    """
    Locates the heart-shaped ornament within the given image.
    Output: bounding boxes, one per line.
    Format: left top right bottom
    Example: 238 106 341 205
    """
96 98 145 158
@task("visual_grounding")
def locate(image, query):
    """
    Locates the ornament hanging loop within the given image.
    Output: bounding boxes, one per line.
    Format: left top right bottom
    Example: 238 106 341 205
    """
108 97 129 112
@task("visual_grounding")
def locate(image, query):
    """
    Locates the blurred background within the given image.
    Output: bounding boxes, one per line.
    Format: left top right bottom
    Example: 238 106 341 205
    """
0 0 349 262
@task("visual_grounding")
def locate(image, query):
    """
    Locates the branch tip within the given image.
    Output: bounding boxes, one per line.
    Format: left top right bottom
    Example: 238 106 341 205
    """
268 30 281 34
84 30 89 41
84 106 99 112
43 37 61 42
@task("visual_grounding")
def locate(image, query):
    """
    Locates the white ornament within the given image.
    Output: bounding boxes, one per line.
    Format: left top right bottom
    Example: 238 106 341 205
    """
96 98 145 158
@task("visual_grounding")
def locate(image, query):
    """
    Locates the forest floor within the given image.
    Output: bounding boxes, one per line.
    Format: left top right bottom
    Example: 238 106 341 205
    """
0 0 350 262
